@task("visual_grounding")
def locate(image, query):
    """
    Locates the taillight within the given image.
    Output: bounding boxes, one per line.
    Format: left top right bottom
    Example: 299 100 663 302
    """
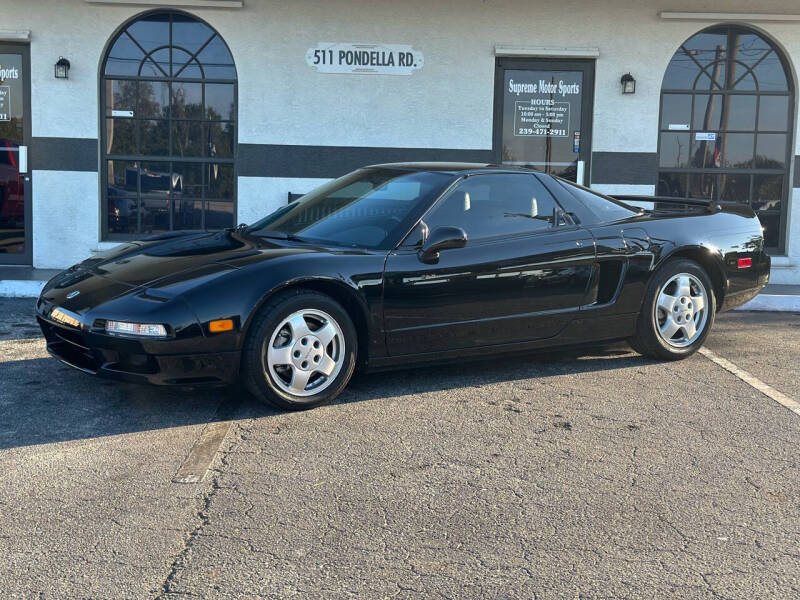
737 257 752 269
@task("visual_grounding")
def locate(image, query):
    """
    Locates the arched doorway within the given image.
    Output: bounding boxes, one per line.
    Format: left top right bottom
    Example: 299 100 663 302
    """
101 10 237 238
657 25 793 251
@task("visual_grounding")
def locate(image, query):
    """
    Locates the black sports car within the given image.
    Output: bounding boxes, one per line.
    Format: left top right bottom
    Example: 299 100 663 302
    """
37 163 770 410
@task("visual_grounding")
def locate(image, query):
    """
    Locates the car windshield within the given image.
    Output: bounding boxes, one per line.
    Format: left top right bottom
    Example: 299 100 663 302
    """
246 168 455 249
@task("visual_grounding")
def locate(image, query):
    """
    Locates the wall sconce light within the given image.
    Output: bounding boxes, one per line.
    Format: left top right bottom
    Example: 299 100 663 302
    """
621 72 636 94
54 57 71 79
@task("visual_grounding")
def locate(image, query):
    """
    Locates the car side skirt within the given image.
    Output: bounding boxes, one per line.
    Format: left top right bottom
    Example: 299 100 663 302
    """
364 312 638 372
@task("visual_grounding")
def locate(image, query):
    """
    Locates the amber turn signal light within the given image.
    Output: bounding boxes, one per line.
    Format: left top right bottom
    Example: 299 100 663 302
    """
209 319 234 333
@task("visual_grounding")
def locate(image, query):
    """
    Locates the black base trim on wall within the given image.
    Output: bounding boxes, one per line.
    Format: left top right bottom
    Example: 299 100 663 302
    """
30 137 98 172
591 152 657 185
26 140 670 189
238 144 494 179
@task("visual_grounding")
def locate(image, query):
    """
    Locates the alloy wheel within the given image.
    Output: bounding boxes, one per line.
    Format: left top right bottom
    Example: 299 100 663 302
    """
653 272 709 348
264 309 345 398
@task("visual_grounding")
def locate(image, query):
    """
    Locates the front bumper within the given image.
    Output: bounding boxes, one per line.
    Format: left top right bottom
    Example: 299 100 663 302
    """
37 315 240 386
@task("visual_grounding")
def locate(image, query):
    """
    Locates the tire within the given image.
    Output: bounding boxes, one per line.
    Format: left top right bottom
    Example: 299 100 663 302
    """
628 258 716 360
242 289 357 410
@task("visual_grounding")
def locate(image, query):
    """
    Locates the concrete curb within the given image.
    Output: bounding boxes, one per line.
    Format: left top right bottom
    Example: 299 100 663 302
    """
735 294 800 312
1 279 798 312
0 280 46 298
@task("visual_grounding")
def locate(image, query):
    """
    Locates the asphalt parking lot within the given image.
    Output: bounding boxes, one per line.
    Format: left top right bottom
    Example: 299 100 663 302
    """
1 298 799 600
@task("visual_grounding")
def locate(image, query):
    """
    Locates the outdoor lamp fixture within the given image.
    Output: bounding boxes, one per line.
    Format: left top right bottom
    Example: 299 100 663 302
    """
54 57 70 79
621 72 636 94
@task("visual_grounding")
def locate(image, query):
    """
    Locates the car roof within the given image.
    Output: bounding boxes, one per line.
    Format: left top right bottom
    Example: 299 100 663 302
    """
366 162 541 175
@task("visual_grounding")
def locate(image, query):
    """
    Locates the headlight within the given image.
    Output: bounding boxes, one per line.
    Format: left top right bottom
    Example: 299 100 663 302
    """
51 308 82 328
106 320 168 337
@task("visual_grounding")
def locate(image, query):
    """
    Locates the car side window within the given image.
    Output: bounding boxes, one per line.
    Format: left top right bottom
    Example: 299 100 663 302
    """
424 174 561 241
556 179 639 223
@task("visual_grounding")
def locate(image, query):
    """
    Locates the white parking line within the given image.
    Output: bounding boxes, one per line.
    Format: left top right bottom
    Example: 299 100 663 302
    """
172 420 232 484
172 396 240 484
699 347 800 417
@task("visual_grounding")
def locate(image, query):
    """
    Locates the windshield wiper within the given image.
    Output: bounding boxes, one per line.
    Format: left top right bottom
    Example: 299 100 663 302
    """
252 230 308 242
251 230 287 239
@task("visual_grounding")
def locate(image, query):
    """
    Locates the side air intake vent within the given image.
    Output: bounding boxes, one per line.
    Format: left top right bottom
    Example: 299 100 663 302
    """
596 260 624 304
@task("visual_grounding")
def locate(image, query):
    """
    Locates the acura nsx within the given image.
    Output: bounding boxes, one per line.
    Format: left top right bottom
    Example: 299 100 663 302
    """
37 164 769 409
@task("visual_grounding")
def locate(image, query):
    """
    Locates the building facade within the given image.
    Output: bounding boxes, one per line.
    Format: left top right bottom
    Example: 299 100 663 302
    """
1 0 800 283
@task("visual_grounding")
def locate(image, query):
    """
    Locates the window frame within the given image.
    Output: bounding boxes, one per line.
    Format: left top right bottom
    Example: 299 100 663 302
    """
419 172 573 245
100 9 238 241
655 25 793 253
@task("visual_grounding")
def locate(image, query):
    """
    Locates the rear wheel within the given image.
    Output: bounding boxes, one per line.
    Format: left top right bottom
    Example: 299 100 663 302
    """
243 290 357 410
629 259 715 360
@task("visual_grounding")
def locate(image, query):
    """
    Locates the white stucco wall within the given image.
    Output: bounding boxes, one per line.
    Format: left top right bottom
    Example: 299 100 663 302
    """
9 0 800 148
591 184 656 197
237 176 331 225
31 170 99 268
3 0 800 274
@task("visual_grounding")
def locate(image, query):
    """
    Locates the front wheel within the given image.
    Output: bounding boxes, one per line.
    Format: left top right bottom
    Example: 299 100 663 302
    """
242 290 357 410
629 258 716 360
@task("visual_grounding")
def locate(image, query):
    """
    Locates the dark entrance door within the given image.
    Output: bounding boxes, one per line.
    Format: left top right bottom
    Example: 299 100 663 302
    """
0 44 30 264
494 58 595 185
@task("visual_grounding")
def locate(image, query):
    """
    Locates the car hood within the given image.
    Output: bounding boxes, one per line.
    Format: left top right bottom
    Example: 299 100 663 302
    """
40 230 326 313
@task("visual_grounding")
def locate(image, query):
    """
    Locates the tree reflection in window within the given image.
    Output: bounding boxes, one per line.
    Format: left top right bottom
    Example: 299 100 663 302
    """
657 25 792 251
102 11 236 237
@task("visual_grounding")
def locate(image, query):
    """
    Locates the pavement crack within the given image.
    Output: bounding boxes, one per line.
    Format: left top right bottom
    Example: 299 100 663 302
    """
700 572 736 600
152 419 247 599
744 476 762 492
153 474 221 599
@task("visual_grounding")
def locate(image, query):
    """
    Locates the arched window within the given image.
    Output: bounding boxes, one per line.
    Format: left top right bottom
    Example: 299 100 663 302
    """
657 25 793 251
101 10 237 238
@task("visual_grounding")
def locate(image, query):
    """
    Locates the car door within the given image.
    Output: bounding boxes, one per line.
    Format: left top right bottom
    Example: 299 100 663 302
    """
382 172 596 355
542 176 655 315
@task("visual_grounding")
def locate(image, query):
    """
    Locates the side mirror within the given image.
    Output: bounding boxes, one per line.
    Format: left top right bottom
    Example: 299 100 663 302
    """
418 226 467 263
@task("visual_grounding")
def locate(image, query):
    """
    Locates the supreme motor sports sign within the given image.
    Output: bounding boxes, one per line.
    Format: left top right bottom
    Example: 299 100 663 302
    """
306 42 424 75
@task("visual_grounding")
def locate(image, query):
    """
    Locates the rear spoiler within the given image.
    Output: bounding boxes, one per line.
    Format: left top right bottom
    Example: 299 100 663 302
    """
611 195 723 213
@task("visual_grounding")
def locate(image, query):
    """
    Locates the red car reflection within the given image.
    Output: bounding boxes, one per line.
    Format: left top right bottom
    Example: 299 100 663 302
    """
0 138 23 225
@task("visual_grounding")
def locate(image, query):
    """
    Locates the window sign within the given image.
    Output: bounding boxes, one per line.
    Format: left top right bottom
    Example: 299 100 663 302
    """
0 62 19 80
512 92 572 137
0 58 18 122
500 68 585 178
0 86 9 121
306 42 424 75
